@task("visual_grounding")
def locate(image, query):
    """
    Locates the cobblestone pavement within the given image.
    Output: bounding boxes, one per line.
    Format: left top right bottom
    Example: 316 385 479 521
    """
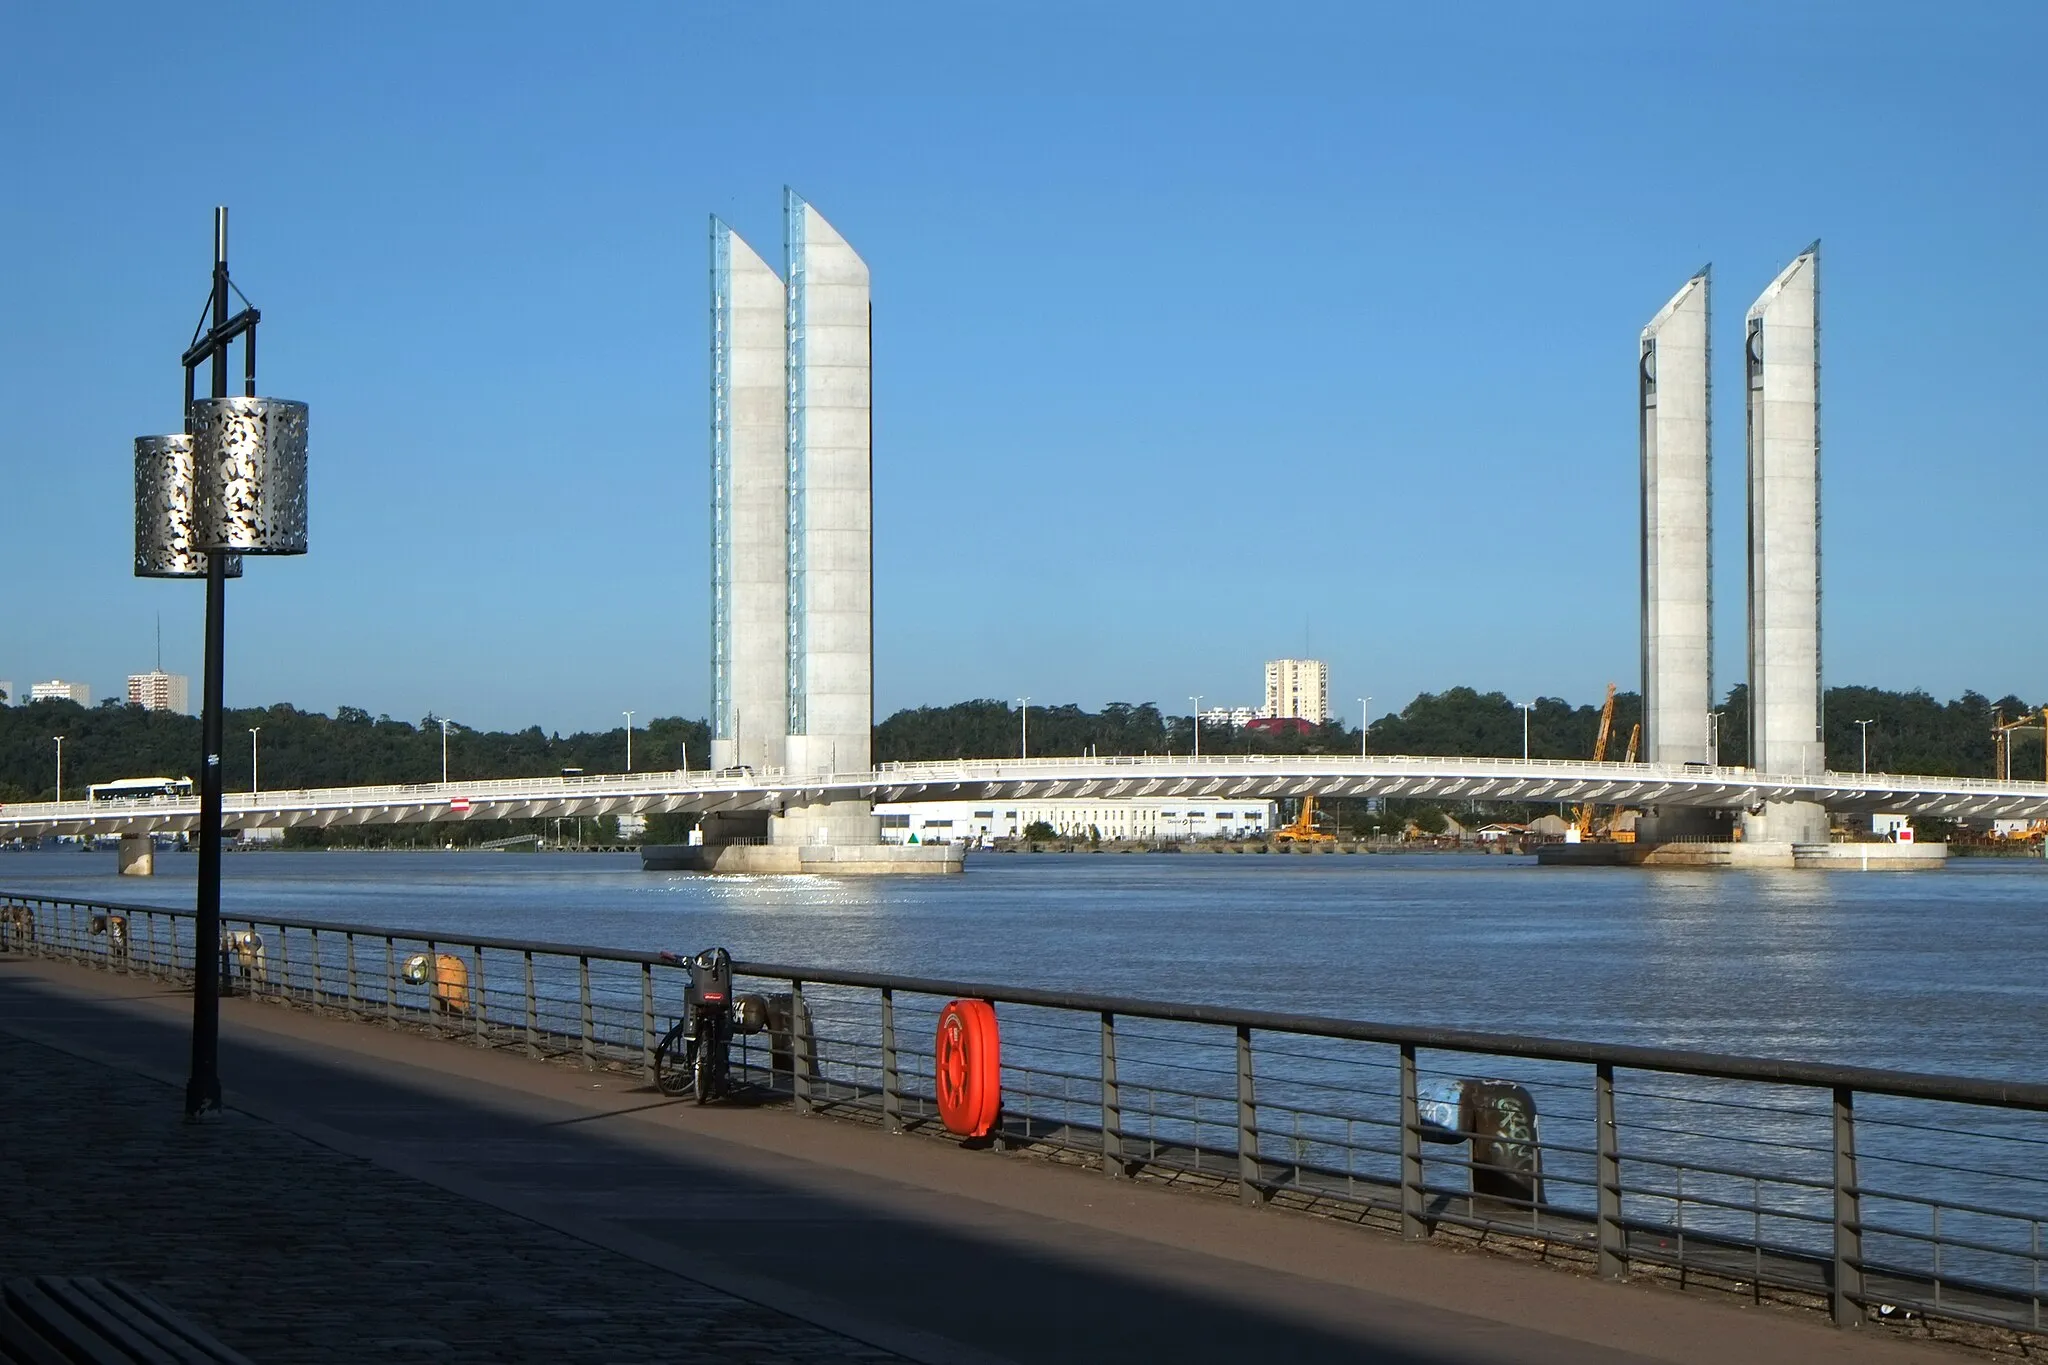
0 1033 903 1364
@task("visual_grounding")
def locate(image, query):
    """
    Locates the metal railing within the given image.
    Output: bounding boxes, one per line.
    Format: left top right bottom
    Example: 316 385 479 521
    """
6 887 2048 1338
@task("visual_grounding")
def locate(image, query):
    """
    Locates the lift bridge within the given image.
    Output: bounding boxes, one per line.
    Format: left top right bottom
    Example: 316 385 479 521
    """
4 755 2047 840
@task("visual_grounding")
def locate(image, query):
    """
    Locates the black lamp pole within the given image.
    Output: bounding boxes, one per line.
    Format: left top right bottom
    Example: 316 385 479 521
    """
183 208 260 1120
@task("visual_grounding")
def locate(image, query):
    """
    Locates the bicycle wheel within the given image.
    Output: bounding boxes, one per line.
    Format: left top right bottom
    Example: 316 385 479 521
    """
653 1021 697 1097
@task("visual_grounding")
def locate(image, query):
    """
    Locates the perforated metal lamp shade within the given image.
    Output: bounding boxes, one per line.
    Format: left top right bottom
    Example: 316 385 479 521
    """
134 434 242 579
190 396 309 555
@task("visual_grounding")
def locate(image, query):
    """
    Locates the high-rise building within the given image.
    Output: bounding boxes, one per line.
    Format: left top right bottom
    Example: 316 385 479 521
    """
29 679 90 704
1263 659 1329 724
127 670 190 713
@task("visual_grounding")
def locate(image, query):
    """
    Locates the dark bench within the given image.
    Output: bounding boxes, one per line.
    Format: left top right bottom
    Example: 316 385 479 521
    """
1 1277 255 1364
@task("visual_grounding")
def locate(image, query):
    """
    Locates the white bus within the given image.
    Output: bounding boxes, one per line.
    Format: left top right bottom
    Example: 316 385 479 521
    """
87 777 195 803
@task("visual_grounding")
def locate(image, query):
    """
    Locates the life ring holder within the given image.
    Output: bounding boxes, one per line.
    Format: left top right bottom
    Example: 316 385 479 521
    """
935 999 1001 1138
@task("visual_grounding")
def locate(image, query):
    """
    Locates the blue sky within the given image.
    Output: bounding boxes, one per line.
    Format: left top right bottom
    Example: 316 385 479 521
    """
3 3 2042 732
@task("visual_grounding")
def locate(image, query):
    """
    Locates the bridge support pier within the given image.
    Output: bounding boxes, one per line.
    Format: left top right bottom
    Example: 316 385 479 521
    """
116 835 154 877
1741 799 1830 847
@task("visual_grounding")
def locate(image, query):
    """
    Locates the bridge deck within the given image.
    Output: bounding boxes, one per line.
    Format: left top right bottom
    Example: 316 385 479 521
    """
8 755 2047 837
0 954 1984 1364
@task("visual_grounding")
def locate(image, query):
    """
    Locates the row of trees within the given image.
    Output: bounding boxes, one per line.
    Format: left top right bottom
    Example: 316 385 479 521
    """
3 685 2038 803
0 700 708 802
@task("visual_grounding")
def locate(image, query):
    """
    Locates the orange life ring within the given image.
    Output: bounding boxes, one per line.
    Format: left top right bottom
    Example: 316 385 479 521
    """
935 999 1001 1137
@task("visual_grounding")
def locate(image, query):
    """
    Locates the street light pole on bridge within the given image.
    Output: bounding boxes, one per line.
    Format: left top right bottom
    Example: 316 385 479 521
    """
53 736 64 804
623 710 634 772
1856 719 1875 775
1189 696 1203 759
249 726 261 794
1516 701 1534 761
1017 697 1031 760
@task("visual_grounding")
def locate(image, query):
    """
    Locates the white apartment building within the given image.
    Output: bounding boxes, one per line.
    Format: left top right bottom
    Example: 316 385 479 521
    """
127 670 190 714
29 679 91 705
875 798 1277 846
1198 705 1260 729
1263 658 1329 723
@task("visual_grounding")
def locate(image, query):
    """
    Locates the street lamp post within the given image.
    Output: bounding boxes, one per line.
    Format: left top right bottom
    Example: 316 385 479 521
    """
249 727 261 794
623 710 634 773
133 206 309 1120
1190 695 1203 759
1856 719 1875 775
440 717 453 785
53 736 64 803
1710 710 1724 768
1017 697 1031 760
1515 701 1534 761
1358 696 1373 757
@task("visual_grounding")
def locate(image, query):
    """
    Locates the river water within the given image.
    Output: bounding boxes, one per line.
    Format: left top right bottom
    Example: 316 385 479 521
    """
4 846 2042 1082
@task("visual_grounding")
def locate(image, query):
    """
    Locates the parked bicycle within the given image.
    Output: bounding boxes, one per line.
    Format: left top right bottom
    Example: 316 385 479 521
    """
653 946 772 1101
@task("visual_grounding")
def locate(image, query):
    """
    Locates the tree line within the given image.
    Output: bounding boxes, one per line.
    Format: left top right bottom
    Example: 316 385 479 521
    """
2 684 2038 803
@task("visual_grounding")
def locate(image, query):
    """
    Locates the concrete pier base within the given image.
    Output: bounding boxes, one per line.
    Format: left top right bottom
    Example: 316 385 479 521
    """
640 842 965 876
1741 799 1831 847
116 835 154 877
1538 838 1947 870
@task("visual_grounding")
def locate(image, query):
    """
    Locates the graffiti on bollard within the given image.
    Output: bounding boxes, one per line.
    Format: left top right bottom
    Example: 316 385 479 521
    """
1418 1077 1545 1208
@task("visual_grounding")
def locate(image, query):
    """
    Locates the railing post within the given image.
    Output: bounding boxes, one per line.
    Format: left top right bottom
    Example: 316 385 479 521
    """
880 987 903 1132
276 923 291 1001
1833 1085 1864 1327
424 940 441 1036
640 961 655 1078
1400 1043 1426 1240
143 912 159 979
579 955 594 1070
1597 1062 1626 1280
524 950 538 1057
1236 1024 1261 1205
383 936 396 1027
345 932 358 1016
791 980 812 1113
1101 1011 1124 1177
472 946 487 1046
310 928 323 1004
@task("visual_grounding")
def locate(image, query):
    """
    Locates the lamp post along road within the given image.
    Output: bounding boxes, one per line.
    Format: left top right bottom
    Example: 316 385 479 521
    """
53 736 64 803
1190 695 1203 759
1018 697 1031 760
134 206 308 1120
249 726 261 794
1516 701 1534 761
623 710 634 772
1359 697 1372 757
440 717 452 785
1856 719 1875 776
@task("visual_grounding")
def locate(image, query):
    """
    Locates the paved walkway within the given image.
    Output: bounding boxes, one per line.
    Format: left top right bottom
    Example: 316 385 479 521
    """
0 953 1991 1364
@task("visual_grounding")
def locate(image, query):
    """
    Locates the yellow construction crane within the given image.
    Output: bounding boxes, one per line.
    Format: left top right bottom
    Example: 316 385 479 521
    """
1273 794 1336 843
1572 684 1619 840
1992 707 2048 783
